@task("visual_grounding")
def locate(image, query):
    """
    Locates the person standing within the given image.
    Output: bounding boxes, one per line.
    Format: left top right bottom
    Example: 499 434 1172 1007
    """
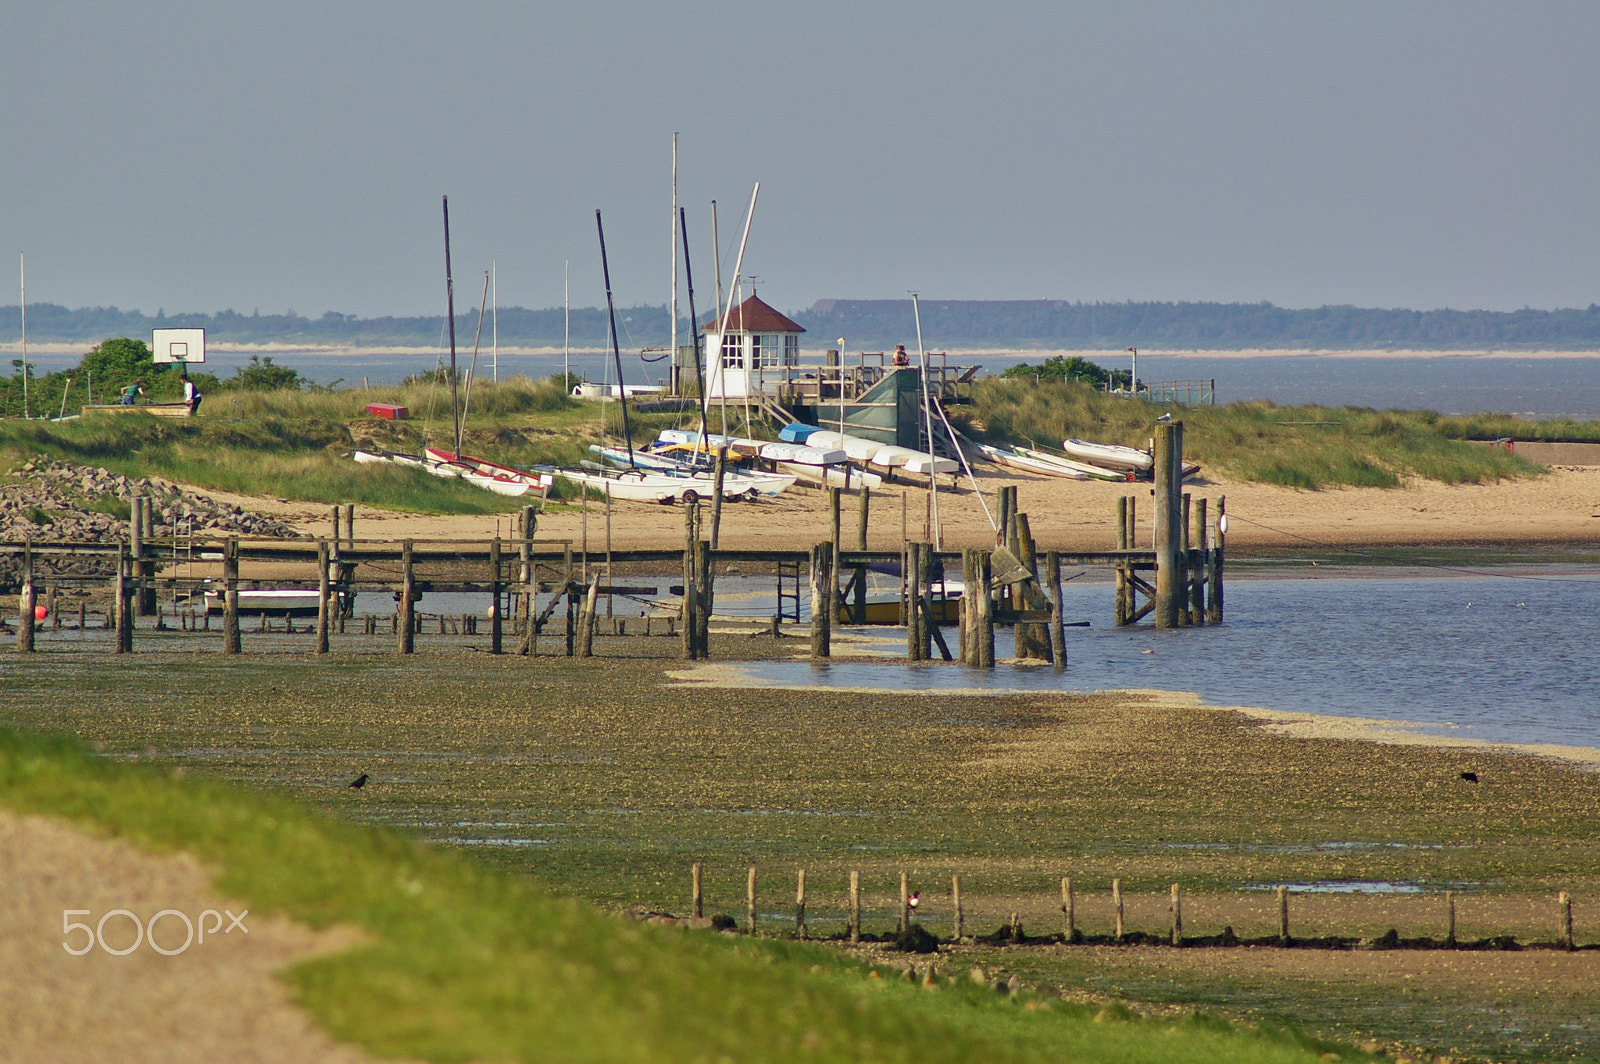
181 370 203 415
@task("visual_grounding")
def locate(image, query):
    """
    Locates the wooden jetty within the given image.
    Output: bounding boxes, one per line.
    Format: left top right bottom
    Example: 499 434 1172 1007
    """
5 421 1221 665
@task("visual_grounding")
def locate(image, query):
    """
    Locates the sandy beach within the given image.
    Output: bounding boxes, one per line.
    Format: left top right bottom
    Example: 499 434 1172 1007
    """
215 463 1600 554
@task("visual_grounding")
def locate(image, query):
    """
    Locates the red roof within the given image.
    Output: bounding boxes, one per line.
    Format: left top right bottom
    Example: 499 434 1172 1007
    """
701 294 806 334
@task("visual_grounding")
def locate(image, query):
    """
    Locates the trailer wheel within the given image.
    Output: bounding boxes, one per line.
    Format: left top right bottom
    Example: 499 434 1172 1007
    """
743 487 762 502
680 489 701 505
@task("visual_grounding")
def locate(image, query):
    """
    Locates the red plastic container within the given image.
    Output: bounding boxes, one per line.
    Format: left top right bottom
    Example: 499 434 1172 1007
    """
365 403 409 420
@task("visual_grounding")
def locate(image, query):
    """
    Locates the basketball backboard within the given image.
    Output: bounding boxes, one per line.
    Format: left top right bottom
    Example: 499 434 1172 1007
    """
152 328 206 364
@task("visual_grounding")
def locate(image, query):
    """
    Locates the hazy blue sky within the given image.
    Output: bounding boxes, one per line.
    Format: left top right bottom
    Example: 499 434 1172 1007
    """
4 2 1597 318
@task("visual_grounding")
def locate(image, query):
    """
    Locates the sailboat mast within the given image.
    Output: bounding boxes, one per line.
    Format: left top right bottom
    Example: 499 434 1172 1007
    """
563 260 570 390
912 292 940 550
678 206 710 451
670 132 679 396
442 196 461 455
492 259 498 383
19 253 27 420
595 210 635 469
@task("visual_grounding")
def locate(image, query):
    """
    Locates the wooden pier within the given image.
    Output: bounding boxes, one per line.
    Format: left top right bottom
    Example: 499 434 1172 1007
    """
5 422 1222 664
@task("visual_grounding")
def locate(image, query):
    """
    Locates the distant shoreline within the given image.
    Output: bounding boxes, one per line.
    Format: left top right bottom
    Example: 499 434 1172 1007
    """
7 341 1600 361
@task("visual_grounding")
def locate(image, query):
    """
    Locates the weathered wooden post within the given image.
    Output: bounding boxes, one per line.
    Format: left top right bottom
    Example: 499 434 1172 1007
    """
564 580 577 657
398 541 415 655
898 870 910 933
1170 883 1183 946
344 502 355 545
489 539 503 654
1153 421 1183 629
849 870 861 943
694 538 713 658
329 504 341 544
746 866 757 933
905 542 924 660
1208 496 1226 623
1114 496 1131 625
710 447 727 549
518 506 535 653
1277 885 1290 945
975 550 995 668
1046 550 1067 668
17 542 35 653
1559 890 1574 950
1061 877 1076 942
952 874 964 940
1014 513 1050 661
1192 497 1208 626
223 537 241 654
691 862 703 919
682 502 699 660
809 543 832 659
315 540 331 655
856 487 870 551
795 869 808 939
1445 889 1457 948
1113 878 1124 942
577 574 600 657
958 549 973 664
115 546 134 654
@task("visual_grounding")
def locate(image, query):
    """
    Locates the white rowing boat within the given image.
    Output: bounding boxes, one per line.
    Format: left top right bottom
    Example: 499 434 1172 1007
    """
1015 446 1134 482
1061 438 1154 473
972 442 1089 480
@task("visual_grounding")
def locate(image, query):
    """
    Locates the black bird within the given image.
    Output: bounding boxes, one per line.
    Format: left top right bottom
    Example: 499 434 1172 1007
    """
1459 771 1479 783
349 773 369 789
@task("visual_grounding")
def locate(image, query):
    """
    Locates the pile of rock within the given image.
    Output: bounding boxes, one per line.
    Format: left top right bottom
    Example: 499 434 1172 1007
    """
1 458 302 587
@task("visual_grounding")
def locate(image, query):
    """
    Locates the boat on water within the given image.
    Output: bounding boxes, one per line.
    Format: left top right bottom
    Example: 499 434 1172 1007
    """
1061 438 1155 473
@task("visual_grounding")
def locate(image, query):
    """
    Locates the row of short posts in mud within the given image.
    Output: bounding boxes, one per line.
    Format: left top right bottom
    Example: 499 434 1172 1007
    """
685 864 1589 951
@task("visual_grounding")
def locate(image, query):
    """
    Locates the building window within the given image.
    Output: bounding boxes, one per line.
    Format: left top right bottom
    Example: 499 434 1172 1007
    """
721 333 743 368
752 334 781 368
784 334 799 366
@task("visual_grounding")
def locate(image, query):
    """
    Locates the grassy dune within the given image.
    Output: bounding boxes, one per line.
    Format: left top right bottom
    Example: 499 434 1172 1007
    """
0 723 1353 1064
963 379 1573 489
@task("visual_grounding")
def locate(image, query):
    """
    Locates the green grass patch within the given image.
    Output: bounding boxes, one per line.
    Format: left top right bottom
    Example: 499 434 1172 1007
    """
0 724 1352 1064
963 380 1565 489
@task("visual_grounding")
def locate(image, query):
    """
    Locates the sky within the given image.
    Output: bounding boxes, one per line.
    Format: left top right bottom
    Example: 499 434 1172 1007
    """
3 2 1598 319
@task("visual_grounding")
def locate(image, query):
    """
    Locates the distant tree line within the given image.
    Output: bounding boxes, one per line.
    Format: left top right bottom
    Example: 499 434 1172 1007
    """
6 298 1600 351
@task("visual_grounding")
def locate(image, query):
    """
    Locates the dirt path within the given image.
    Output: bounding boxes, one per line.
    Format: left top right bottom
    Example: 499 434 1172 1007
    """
0 810 421 1064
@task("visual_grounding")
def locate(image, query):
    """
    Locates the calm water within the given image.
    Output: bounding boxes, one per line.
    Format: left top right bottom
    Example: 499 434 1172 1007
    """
28 349 1600 419
731 568 1600 754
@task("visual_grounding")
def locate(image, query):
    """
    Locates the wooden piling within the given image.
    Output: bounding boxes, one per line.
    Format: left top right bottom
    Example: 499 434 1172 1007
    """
489 539 503 654
398 541 415 655
856 487 870 551
577 574 600 657
1112 879 1124 942
691 862 703 919
746 866 757 933
1277 885 1290 945
315 540 330 655
898 870 910 933
848 870 861 943
17 543 35 653
1192 497 1208 626
916 541 938 660
694 538 713 658
1170 883 1183 946
809 543 832 659
796 869 807 939
975 551 995 668
1446 890 1457 948
952 874 964 940
1153 421 1183 628
115 546 134 654
710 447 727 550
1046 551 1067 668
222 538 240 655
905 542 924 660
1180 493 1193 626
1207 496 1226 623
344 502 355 545
682 502 699 660
1061 877 1075 942
1559 891 1574 950
564 580 577 657
1115 496 1132 626
959 549 973 664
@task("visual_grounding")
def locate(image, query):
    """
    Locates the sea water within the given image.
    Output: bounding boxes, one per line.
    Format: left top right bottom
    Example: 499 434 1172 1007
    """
731 567 1600 753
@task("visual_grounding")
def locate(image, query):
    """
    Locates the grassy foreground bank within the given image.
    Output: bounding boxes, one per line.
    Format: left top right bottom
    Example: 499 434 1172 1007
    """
2 644 1598 1060
0 725 1351 1064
